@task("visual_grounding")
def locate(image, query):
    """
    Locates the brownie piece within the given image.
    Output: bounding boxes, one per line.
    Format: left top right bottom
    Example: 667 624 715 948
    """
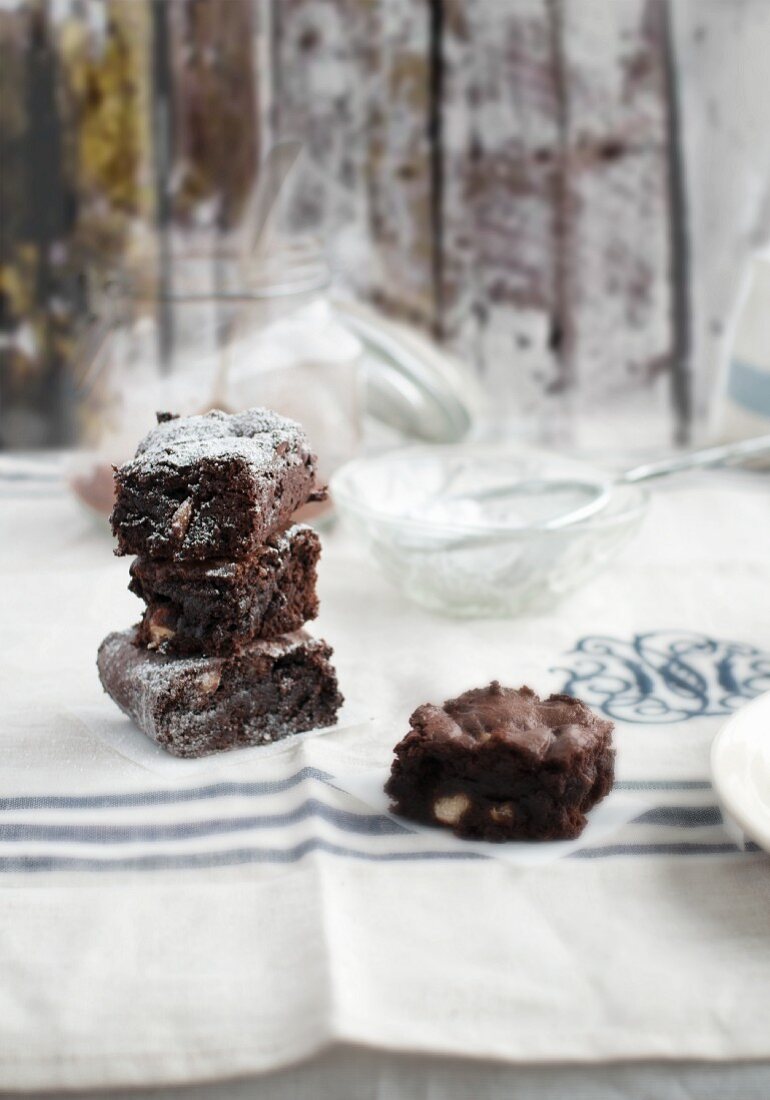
129 524 320 656
385 682 614 841
110 408 325 561
97 627 343 758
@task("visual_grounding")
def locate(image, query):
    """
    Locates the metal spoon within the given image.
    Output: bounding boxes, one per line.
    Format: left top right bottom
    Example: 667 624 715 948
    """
447 435 770 530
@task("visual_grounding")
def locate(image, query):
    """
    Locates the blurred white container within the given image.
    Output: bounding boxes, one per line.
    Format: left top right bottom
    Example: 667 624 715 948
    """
223 295 362 493
70 240 364 517
69 242 487 521
714 248 770 443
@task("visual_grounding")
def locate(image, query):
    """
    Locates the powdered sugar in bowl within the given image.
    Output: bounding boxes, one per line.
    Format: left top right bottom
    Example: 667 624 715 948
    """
331 445 647 617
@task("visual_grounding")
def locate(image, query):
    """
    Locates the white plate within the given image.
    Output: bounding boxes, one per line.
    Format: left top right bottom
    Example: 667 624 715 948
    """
711 690 770 853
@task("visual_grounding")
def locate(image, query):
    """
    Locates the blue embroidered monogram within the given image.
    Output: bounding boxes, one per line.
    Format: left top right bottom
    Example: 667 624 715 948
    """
554 631 770 723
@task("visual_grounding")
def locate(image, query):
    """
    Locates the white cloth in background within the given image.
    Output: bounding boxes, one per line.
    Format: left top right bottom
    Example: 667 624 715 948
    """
3 1049 770 1100
0 469 769 1091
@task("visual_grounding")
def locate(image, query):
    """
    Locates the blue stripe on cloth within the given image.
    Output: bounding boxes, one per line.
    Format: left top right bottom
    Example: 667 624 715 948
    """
616 780 712 791
0 800 410 843
0 803 723 844
0 473 58 482
0 768 334 811
0 839 762 874
571 841 761 859
0 488 63 499
0 840 487 873
1 772 747 871
727 358 770 417
631 806 723 828
0 773 712 812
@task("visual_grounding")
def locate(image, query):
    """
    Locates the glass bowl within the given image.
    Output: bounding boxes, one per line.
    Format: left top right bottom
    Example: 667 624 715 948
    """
330 445 649 617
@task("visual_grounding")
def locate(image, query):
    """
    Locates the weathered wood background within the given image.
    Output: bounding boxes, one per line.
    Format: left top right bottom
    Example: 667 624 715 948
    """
2 0 769 448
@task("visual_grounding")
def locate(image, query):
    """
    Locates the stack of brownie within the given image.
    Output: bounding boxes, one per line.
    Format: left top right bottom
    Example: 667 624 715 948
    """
97 408 343 758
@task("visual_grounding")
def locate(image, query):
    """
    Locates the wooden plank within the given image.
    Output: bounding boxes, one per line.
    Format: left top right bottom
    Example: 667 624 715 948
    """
439 0 565 430
559 0 674 430
8 0 762 450
364 0 434 328
54 0 154 432
439 0 676 442
166 0 260 228
561 0 669 146
0 0 87 446
58 1 152 224
271 0 435 328
563 151 673 424
270 0 373 236
0 3 47 446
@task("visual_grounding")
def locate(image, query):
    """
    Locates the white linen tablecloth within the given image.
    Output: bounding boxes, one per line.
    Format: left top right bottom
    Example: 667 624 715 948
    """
0 464 769 1092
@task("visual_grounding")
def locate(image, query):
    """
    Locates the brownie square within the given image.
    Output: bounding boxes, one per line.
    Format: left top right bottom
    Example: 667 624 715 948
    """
110 409 325 561
129 524 320 656
97 627 343 758
385 682 614 841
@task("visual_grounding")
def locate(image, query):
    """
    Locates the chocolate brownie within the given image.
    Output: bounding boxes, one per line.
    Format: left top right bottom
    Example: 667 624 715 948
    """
110 409 325 561
97 627 342 758
385 682 614 841
129 524 320 656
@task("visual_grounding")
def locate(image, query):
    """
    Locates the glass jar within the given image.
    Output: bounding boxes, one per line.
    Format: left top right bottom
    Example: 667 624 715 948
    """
69 237 363 518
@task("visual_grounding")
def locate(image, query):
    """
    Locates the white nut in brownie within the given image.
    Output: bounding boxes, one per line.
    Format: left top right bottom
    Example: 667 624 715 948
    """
146 622 175 648
489 802 514 824
145 606 176 648
198 669 222 694
170 498 193 540
433 793 471 826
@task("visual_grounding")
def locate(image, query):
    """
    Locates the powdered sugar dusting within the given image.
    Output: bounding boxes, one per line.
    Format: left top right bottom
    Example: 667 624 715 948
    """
96 627 340 758
129 408 315 478
112 409 321 560
100 626 313 694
